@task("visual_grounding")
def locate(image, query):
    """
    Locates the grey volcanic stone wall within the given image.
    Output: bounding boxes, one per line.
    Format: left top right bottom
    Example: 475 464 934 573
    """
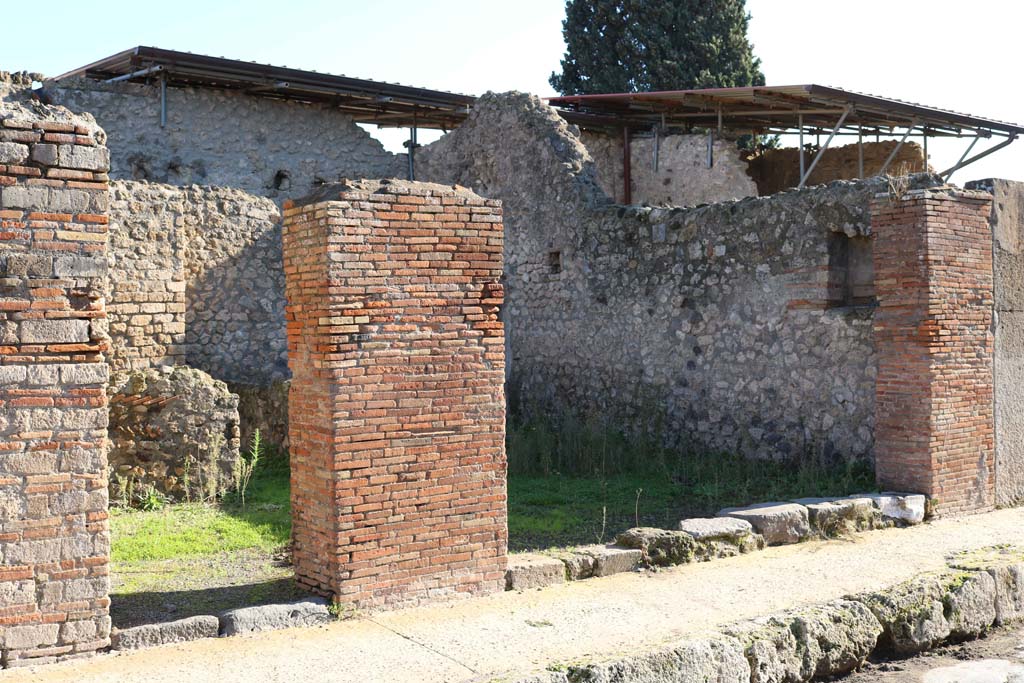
582 131 759 206
44 77 406 200
419 91 945 463
107 181 286 384
968 179 1024 506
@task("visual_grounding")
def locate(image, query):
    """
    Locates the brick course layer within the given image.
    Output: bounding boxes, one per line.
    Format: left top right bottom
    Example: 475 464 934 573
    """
0 106 111 666
872 188 995 515
282 179 507 609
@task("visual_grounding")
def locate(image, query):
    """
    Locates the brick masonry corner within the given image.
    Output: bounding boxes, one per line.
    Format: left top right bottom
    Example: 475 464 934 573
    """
0 105 112 667
872 188 995 515
282 179 507 609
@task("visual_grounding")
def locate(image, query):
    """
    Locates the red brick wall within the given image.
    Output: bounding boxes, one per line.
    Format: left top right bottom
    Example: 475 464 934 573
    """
282 179 506 609
0 110 111 666
872 188 995 515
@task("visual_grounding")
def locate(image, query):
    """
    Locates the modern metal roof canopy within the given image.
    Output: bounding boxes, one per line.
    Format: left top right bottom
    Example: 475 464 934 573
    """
54 46 475 130
549 85 1023 186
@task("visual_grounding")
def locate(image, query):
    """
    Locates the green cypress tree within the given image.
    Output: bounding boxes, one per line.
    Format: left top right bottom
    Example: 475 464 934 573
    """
550 0 765 95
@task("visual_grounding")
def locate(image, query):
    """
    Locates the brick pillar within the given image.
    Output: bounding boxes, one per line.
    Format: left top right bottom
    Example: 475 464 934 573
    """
0 109 111 666
282 179 506 609
872 187 995 515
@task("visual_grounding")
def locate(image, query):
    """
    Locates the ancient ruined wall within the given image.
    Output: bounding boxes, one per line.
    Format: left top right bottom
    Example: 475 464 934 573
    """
44 77 406 200
749 141 926 196
0 102 111 666
969 179 1024 507
282 180 506 608
582 131 759 206
106 181 286 384
419 92 942 464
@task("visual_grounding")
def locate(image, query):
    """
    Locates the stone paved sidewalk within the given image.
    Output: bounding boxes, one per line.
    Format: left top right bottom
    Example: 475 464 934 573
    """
12 507 1024 683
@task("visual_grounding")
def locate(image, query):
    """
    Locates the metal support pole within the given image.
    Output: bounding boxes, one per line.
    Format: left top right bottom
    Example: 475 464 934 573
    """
159 72 167 128
941 136 981 181
876 120 918 176
923 129 928 172
941 135 1016 181
653 125 660 171
407 124 417 181
799 107 851 188
798 115 805 181
622 126 632 204
858 127 864 178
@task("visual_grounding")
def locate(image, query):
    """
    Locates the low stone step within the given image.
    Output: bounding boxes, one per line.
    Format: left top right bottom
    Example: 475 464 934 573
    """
548 544 643 580
111 615 219 650
718 502 811 545
846 492 927 525
505 553 566 590
791 496 879 537
219 598 331 636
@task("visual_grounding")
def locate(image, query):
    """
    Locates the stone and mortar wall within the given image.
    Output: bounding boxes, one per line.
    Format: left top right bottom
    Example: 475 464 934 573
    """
0 101 111 666
42 77 407 201
582 131 759 206
107 367 240 504
748 141 926 197
418 92 946 464
968 179 1024 507
282 179 506 609
106 181 286 384
871 187 995 515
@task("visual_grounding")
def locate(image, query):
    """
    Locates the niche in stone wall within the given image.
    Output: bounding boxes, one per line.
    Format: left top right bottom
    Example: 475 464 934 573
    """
827 233 875 307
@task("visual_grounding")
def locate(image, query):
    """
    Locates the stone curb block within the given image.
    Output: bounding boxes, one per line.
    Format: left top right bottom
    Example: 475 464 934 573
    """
506 554 566 590
718 502 811 545
218 598 331 636
110 615 220 650
546 544 643 580
513 557 1023 683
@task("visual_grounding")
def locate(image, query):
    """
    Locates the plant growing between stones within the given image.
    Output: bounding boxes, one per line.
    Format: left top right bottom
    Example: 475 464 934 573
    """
234 429 263 510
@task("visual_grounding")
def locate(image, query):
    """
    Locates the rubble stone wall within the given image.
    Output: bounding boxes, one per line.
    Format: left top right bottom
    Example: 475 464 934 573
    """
106 181 286 384
0 101 111 666
582 131 759 206
282 179 507 609
107 367 241 504
41 77 406 201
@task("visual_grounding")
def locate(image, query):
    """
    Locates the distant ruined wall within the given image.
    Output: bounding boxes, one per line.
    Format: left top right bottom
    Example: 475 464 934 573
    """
107 181 286 384
418 92 940 464
582 131 759 206
749 141 927 196
44 77 406 200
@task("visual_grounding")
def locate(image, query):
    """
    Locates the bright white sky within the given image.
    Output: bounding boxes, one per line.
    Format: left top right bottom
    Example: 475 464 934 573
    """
1 0 1020 182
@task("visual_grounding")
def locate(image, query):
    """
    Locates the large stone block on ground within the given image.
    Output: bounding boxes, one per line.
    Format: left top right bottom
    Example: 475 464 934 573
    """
718 503 811 545
725 600 881 683
616 528 697 567
219 598 331 636
567 636 750 683
949 546 1024 625
548 545 642 580
792 497 880 537
111 615 219 650
107 366 241 503
506 554 566 590
856 492 927 525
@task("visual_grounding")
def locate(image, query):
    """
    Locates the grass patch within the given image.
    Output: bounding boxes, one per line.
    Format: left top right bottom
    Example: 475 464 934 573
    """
506 414 876 549
110 457 290 563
